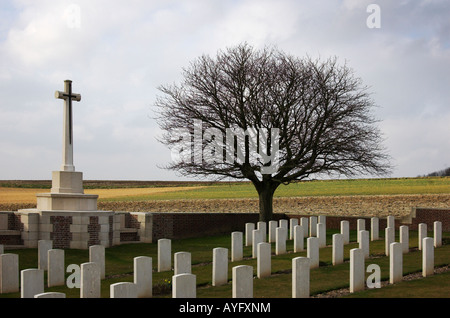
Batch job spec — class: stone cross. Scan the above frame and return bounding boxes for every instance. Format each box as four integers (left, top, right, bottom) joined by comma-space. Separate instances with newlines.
55, 80, 81, 172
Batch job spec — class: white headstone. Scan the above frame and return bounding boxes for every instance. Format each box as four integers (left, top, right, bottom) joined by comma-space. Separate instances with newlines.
387, 215, 395, 229
332, 233, 344, 265
134, 256, 152, 298
0, 253, 19, 294
212, 248, 228, 286
158, 239, 171, 272
80, 262, 101, 298
89, 245, 105, 279
292, 257, 310, 298
300, 217, 308, 238
172, 273, 196, 298
279, 219, 288, 240
252, 229, 262, 258
231, 232, 243, 262
232, 265, 253, 298
357, 219, 365, 242
400, 225, 409, 253
257, 242, 271, 278
110, 282, 138, 298
434, 221, 442, 248
340, 220, 349, 244
174, 252, 191, 276
276, 227, 287, 255
309, 216, 317, 237
257, 221, 267, 242
350, 248, 364, 293
245, 223, 255, 246
21, 269, 44, 298
385, 227, 394, 256
268, 220, 277, 243
371, 217, 379, 241
307, 237, 319, 269
418, 223, 427, 250
48, 249, 65, 287
422, 237, 434, 277
289, 218, 299, 240
389, 242, 403, 284
359, 230, 370, 259
34, 292, 66, 298
317, 223, 326, 248
293, 225, 304, 252
38, 240, 53, 271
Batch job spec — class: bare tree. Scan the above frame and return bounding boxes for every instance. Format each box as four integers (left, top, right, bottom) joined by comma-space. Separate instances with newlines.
155, 43, 391, 221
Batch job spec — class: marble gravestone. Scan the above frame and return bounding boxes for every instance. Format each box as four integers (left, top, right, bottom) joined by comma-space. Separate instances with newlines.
17, 80, 117, 249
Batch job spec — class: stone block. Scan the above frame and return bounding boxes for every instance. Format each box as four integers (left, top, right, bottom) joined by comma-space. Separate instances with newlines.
212, 248, 228, 286
21, 269, 44, 298
387, 215, 395, 229
134, 256, 152, 298
232, 265, 253, 298
292, 257, 310, 298
172, 273, 196, 298
300, 217, 308, 238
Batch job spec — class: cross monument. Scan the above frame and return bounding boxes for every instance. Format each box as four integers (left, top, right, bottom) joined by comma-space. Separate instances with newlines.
55, 79, 81, 172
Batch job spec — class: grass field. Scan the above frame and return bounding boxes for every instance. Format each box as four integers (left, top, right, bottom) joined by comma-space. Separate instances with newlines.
1, 176, 449, 203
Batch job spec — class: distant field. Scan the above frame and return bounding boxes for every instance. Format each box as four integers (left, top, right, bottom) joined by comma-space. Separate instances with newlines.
1, 177, 449, 203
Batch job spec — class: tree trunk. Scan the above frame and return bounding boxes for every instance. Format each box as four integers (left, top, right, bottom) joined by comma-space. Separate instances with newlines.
257, 182, 278, 222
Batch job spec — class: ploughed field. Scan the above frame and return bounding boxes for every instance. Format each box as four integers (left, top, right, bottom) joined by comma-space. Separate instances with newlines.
1, 177, 449, 218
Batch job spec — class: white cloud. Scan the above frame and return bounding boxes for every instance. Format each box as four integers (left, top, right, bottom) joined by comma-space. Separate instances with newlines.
0, 0, 449, 180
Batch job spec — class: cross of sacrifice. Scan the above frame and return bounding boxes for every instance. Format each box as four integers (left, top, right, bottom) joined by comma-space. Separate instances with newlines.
55, 80, 81, 172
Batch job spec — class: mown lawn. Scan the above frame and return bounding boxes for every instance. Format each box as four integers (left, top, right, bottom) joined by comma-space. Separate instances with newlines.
1, 229, 448, 298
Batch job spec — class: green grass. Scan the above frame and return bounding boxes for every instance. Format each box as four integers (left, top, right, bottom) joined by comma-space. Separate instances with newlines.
1, 230, 449, 298
98, 176, 450, 202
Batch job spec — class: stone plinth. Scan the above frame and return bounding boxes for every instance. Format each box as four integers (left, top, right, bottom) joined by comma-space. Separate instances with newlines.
16, 209, 116, 249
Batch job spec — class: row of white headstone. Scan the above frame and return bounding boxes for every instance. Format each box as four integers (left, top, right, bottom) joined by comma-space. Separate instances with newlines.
0, 216, 443, 298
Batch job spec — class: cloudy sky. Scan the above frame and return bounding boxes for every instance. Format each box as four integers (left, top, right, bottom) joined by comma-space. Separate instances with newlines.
0, 0, 449, 181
